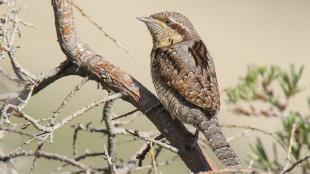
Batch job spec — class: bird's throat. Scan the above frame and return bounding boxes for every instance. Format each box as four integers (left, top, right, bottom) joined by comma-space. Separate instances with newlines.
147, 21, 184, 48
153, 33, 183, 48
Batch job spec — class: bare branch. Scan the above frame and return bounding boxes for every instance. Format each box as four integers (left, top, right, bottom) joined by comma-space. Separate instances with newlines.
281, 123, 298, 173
0, 150, 91, 172
125, 129, 178, 153
1, 84, 34, 120
72, 123, 82, 156
112, 109, 139, 121
0, 65, 20, 83
221, 124, 288, 153
72, 2, 135, 59
149, 143, 158, 174
104, 145, 118, 174
133, 156, 178, 172
8, 53, 37, 83
54, 151, 108, 173
15, 93, 123, 133
0, 126, 40, 139
30, 143, 44, 174
282, 155, 310, 174
52, 76, 89, 124
102, 97, 117, 164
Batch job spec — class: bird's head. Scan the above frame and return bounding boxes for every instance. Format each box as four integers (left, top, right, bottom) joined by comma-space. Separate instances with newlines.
138, 11, 199, 48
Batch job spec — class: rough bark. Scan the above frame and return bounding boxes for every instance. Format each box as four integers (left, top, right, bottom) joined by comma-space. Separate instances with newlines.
51, 0, 214, 172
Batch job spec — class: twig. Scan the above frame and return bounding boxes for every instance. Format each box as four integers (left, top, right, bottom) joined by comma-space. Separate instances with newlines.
281, 123, 297, 174
0, 65, 20, 83
227, 130, 252, 142
0, 150, 91, 172
71, 123, 109, 134
102, 96, 117, 164
221, 124, 288, 153
30, 143, 44, 174
133, 156, 178, 172
74, 151, 107, 161
104, 145, 118, 174
16, 111, 49, 131
125, 129, 178, 153
53, 93, 123, 130
11, 137, 37, 154
118, 143, 153, 173
8, 53, 37, 83
0, 126, 39, 139
72, 3, 135, 59
149, 143, 158, 174
52, 77, 89, 125
1, 84, 34, 119
16, 93, 123, 132
33, 61, 77, 95
72, 123, 82, 156
0, 92, 19, 101
53, 152, 107, 173
282, 155, 310, 174
135, 134, 164, 168
136, 143, 151, 167
112, 109, 139, 121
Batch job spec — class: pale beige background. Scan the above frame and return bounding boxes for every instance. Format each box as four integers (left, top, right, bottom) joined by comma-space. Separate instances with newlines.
1, 0, 310, 173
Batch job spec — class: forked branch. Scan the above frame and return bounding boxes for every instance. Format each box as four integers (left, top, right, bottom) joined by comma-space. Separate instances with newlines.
51, 0, 212, 172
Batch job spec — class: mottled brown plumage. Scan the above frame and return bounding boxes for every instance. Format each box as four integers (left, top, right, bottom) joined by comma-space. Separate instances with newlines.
138, 11, 241, 167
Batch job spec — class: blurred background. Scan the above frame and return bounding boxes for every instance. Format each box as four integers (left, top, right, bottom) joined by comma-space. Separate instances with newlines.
1, 0, 310, 173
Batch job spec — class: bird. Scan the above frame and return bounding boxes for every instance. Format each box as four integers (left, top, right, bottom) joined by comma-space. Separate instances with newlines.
138, 11, 241, 168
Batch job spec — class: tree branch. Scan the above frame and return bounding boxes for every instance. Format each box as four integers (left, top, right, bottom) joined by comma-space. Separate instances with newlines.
51, 0, 212, 172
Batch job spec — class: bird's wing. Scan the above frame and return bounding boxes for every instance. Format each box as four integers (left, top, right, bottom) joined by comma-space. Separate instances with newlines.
156, 40, 220, 114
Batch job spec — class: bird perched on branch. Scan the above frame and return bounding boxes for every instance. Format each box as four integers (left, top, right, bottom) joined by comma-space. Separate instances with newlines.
138, 11, 241, 168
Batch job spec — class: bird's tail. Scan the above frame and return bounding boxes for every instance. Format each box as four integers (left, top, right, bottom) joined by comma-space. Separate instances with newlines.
195, 115, 241, 168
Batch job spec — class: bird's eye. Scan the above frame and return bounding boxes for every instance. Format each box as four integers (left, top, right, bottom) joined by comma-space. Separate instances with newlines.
166, 19, 171, 24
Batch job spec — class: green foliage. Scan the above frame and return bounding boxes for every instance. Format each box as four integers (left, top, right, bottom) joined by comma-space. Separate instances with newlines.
250, 112, 310, 173
226, 64, 309, 173
280, 65, 304, 98
225, 65, 303, 110
249, 139, 280, 172
276, 112, 310, 159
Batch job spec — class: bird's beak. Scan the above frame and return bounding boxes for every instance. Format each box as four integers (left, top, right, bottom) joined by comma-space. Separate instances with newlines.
136, 16, 155, 24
